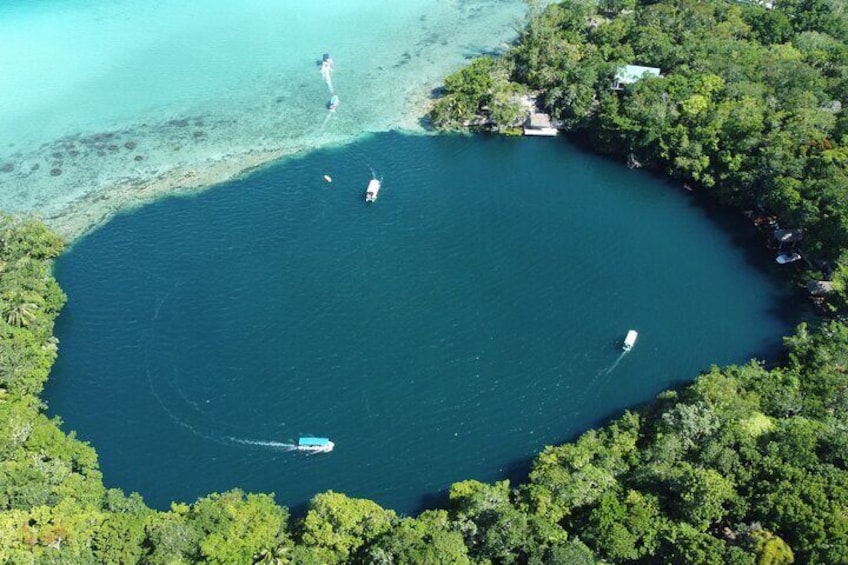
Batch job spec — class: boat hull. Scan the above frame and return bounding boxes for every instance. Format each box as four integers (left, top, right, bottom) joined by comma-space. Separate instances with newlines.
776, 253, 801, 264
296, 437, 334, 453
623, 330, 638, 351
365, 179, 381, 202
297, 442, 334, 453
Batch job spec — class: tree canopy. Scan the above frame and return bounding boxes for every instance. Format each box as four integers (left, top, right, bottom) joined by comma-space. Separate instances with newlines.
431, 0, 848, 309
3, 211, 847, 562
4, 0, 848, 562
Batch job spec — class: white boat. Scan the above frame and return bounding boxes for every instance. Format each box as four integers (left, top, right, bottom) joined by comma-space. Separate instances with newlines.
296, 437, 334, 453
365, 178, 381, 202
328, 95, 339, 111
776, 252, 801, 265
623, 330, 638, 352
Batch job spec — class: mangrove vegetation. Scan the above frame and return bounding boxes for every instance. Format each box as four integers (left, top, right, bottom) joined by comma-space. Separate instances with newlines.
431, 0, 848, 311
2, 214, 848, 562
3, 0, 848, 563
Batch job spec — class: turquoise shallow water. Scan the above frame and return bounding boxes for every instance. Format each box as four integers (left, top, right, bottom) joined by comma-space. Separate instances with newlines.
0, 1, 527, 222
45, 132, 802, 513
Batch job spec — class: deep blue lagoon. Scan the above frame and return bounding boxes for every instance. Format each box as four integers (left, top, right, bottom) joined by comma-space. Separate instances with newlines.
45, 132, 801, 513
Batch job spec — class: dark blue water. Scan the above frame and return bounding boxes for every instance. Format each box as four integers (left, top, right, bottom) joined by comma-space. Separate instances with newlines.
45, 132, 800, 513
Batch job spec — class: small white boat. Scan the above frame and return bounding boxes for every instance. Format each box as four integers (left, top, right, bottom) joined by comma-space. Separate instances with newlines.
776, 252, 801, 265
296, 437, 334, 453
365, 178, 381, 202
323, 174, 332, 183
623, 330, 638, 352
328, 95, 339, 111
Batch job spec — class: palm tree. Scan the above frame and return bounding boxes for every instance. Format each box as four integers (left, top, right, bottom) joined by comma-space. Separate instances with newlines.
253, 545, 291, 565
3, 292, 40, 328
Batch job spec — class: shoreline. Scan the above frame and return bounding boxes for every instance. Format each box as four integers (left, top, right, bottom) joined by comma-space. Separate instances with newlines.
32, 86, 439, 245
1, 0, 529, 246
42, 145, 297, 245
43, 146, 291, 243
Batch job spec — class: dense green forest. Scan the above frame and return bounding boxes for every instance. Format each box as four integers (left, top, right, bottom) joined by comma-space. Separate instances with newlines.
3, 220, 848, 563
432, 0, 848, 311
4, 0, 848, 563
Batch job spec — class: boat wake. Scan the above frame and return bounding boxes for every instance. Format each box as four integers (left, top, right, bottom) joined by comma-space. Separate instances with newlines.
146, 365, 302, 452
581, 350, 629, 399
224, 437, 296, 451
321, 64, 334, 94
585, 331, 638, 396
144, 287, 305, 452
320, 53, 334, 94
599, 351, 628, 379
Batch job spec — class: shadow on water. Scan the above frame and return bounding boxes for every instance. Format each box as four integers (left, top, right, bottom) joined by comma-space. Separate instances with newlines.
672, 173, 820, 365
407, 386, 720, 519
416, 489, 451, 516
562, 132, 818, 351
411, 140, 813, 519
288, 500, 311, 519
384, 133, 817, 519
407, 367, 717, 518
411, 454, 542, 517
288, 157, 810, 522
409, 402, 652, 518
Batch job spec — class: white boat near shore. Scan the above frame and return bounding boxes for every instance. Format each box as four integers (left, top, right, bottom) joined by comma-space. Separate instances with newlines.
776, 252, 801, 265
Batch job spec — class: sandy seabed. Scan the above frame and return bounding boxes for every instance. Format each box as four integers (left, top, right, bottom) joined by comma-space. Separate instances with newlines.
3, 88, 434, 244
46, 147, 289, 242
0, 0, 528, 242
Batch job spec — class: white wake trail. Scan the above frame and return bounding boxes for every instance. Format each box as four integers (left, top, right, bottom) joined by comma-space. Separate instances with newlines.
224, 437, 297, 450
145, 286, 303, 453
321, 65, 334, 94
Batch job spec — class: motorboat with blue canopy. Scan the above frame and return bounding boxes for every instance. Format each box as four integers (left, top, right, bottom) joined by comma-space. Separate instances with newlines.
297, 437, 334, 453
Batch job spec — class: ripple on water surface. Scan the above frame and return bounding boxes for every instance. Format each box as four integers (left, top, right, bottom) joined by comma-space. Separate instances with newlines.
46, 133, 801, 513
0, 0, 527, 230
